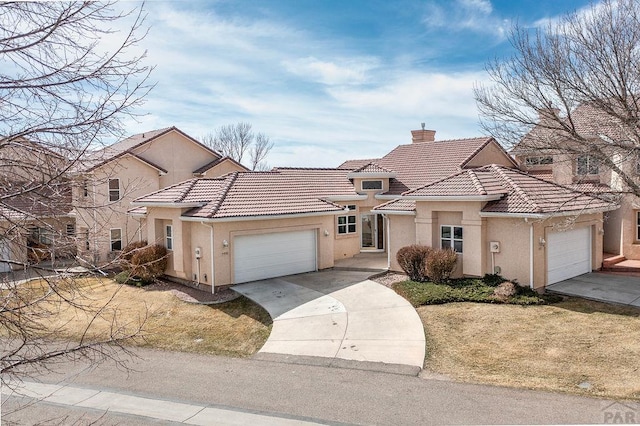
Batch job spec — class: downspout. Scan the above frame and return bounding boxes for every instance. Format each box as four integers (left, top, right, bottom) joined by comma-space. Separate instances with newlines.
528, 219, 534, 290
201, 221, 215, 294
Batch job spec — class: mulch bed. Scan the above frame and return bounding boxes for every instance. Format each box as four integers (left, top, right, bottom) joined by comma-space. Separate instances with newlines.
145, 280, 240, 304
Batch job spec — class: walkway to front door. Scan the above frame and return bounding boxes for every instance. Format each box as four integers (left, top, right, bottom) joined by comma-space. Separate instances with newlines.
546, 272, 640, 307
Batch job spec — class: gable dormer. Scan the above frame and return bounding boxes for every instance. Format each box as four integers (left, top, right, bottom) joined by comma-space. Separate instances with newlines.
347, 162, 396, 195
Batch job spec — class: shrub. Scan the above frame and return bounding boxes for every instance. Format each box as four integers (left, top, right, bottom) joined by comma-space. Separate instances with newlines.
130, 244, 168, 281
396, 245, 431, 282
425, 248, 458, 284
114, 270, 150, 287
482, 273, 505, 287
120, 240, 148, 265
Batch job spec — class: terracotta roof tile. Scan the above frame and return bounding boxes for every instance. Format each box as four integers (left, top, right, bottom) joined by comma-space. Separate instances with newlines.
134, 169, 349, 220
372, 199, 416, 212
403, 164, 616, 215
338, 158, 380, 170
351, 162, 395, 174
374, 137, 500, 194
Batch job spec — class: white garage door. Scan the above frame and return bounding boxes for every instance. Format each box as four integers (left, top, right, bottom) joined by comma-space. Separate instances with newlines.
547, 227, 591, 285
233, 230, 317, 284
0, 241, 10, 273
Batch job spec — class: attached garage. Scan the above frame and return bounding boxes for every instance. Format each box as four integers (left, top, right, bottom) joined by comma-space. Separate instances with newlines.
547, 226, 592, 285
233, 229, 317, 283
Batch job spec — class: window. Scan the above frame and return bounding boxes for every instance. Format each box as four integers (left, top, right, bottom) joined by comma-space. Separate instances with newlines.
524, 156, 553, 166
441, 225, 463, 253
83, 181, 89, 197
108, 178, 120, 201
637, 212, 640, 241
66, 223, 75, 236
337, 205, 357, 235
577, 155, 599, 175
165, 225, 173, 250
361, 180, 383, 190
110, 228, 122, 251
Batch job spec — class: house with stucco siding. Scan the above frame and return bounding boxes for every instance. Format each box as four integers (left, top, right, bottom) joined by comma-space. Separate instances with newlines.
71, 127, 247, 265
130, 127, 616, 291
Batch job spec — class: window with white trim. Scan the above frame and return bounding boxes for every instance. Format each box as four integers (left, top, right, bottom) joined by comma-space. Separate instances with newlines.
636, 212, 640, 241
337, 205, 357, 235
361, 180, 382, 190
166, 225, 173, 250
110, 228, 122, 251
576, 155, 599, 175
108, 178, 120, 201
441, 225, 463, 253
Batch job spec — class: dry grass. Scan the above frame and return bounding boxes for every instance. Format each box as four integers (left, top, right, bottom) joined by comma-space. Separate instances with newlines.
10, 277, 271, 357
419, 299, 640, 400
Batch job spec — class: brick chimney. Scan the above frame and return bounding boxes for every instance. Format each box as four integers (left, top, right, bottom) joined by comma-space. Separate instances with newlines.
411, 123, 436, 143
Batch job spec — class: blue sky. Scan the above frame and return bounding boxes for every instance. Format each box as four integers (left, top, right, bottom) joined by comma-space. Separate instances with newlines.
126, 0, 594, 167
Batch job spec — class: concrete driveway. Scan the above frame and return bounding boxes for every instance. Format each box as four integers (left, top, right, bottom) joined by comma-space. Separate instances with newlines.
546, 272, 640, 307
233, 270, 425, 372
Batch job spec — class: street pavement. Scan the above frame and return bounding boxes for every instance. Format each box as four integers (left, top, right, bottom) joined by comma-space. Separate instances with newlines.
2, 347, 632, 425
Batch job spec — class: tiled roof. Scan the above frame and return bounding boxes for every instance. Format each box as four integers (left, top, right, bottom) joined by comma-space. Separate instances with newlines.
192, 156, 249, 174
516, 101, 634, 154
134, 170, 349, 220
338, 158, 380, 170
404, 164, 616, 215
0, 181, 73, 221
79, 127, 220, 172
375, 137, 503, 194
350, 162, 395, 175
372, 198, 416, 212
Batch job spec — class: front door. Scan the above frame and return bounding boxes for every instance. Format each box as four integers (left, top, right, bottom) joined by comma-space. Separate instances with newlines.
361, 214, 384, 251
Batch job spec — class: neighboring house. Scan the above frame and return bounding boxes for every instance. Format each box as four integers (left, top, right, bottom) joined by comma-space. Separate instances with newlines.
72, 126, 247, 265
130, 127, 614, 291
0, 138, 75, 271
513, 103, 640, 263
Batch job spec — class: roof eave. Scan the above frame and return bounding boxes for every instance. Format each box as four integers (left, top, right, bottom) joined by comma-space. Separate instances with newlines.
131, 201, 206, 208
181, 209, 344, 223
324, 194, 369, 201
375, 194, 403, 200
372, 210, 416, 215
479, 204, 619, 219
402, 195, 504, 202
346, 172, 397, 179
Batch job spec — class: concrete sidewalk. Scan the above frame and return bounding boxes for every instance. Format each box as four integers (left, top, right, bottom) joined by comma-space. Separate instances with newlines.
2, 380, 324, 425
547, 272, 640, 307
233, 270, 425, 373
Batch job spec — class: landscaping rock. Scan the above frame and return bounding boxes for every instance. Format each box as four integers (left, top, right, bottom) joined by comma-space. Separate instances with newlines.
492, 281, 517, 301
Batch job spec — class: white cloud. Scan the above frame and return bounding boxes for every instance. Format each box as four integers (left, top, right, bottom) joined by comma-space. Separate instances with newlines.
282, 56, 379, 85
423, 0, 508, 39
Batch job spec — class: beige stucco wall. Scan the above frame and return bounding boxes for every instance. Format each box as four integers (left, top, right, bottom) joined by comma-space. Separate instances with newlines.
485, 217, 531, 284
129, 131, 218, 187
464, 141, 515, 168
387, 214, 417, 271
414, 200, 486, 278
75, 156, 160, 263
145, 208, 337, 287
605, 194, 640, 260
384, 199, 604, 289
202, 158, 248, 176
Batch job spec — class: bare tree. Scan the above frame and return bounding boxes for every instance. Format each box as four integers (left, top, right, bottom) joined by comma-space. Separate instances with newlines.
475, 0, 640, 195
0, 1, 152, 386
202, 122, 274, 170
